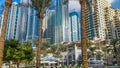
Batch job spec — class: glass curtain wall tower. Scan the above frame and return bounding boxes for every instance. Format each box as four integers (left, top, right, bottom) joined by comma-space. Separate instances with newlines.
6, 2, 19, 40
0, 4, 4, 36
5, 0, 39, 43
43, 9, 56, 44
55, 0, 69, 43
20, 0, 39, 43
0, 14, 4, 37
69, 11, 80, 41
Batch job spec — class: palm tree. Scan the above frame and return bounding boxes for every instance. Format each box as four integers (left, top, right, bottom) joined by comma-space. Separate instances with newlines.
0, 0, 12, 67
31, 0, 51, 68
110, 39, 120, 55
79, 0, 88, 67
110, 39, 120, 65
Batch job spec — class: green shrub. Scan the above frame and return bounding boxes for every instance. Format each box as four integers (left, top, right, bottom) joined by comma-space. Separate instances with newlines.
80, 65, 85, 68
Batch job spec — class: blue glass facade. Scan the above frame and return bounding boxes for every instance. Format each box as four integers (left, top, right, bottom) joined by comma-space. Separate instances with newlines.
86, 1, 95, 40
0, 13, 3, 35
17, 5, 28, 42
5, 0, 70, 45
6, 2, 19, 40
0, 15, 2, 28
34, 15, 39, 39
26, 7, 39, 41
27, 8, 34, 39
0, 4, 4, 14
69, 12, 80, 41
55, 0, 63, 43
6, 1, 39, 44
18, 0, 39, 43
55, 0, 69, 43
89, 9, 95, 40
47, 10, 56, 44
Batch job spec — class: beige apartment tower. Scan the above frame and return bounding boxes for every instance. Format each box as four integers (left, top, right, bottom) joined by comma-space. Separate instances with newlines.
85, 0, 120, 40
105, 8, 120, 39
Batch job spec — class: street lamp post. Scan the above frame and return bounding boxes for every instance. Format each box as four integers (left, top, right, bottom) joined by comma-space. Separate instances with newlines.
93, 52, 96, 60
106, 44, 109, 67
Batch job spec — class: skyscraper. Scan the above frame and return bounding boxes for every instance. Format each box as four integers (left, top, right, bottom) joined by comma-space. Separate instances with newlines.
69, 11, 80, 41
43, 0, 70, 44
4, 0, 81, 44
85, 0, 111, 40
16, 3, 28, 42
105, 8, 120, 39
5, 0, 39, 43
0, 14, 4, 37
19, 0, 39, 43
0, 4, 4, 37
0, 4, 4, 14
62, 0, 70, 42
55, 0, 69, 43
85, 0, 120, 40
43, 9, 56, 44
6, 2, 19, 40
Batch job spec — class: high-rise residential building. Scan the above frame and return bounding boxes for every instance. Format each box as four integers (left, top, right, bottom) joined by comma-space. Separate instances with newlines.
62, 0, 70, 42
43, 9, 56, 44
42, 10, 49, 39
85, 0, 120, 40
0, 4, 4, 37
0, 14, 2, 31
43, 0, 69, 44
55, 0, 70, 43
0, 4, 4, 14
0, 14, 4, 36
26, 7, 39, 41
0, 4, 4, 35
4, 0, 80, 44
6, 0, 39, 43
6, 2, 19, 40
16, 3, 28, 42
85, 0, 112, 40
105, 8, 120, 39
113, 9, 120, 39
17, 0, 39, 43
18, 0, 39, 43
69, 11, 80, 41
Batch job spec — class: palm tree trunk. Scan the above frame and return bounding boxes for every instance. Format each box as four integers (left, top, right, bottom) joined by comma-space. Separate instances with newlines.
0, 0, 11, 67
80, 0, 88, 68
9, 61, 13, 68
17, 61, 20, 68
36, 13, 44, 68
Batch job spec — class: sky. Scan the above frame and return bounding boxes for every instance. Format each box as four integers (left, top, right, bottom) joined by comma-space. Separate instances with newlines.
69, 0, 120, 12
0, 0, 120, 14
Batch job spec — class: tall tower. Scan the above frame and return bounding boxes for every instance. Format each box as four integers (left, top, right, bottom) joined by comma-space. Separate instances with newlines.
85, 0, 111, 40
16, 0, 39, 43
6, 0, 39, 43
62, 0, 70, 42
0, 14, 4, 37
16, 0, 29, 42
105, 7, 120, 39
6, 2, 19, 40
55, 0, 69, 43
69, 11, 80, 41
43, 9, 56, 44
0, 4, 4, 36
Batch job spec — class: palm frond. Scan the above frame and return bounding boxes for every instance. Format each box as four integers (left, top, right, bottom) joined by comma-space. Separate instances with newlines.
110, 39, 120, 46
31, 0, 52, 14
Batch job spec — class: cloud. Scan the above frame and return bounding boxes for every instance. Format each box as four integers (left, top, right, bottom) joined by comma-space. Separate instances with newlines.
69, 0, 80, 12
109, 0, 115, 3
